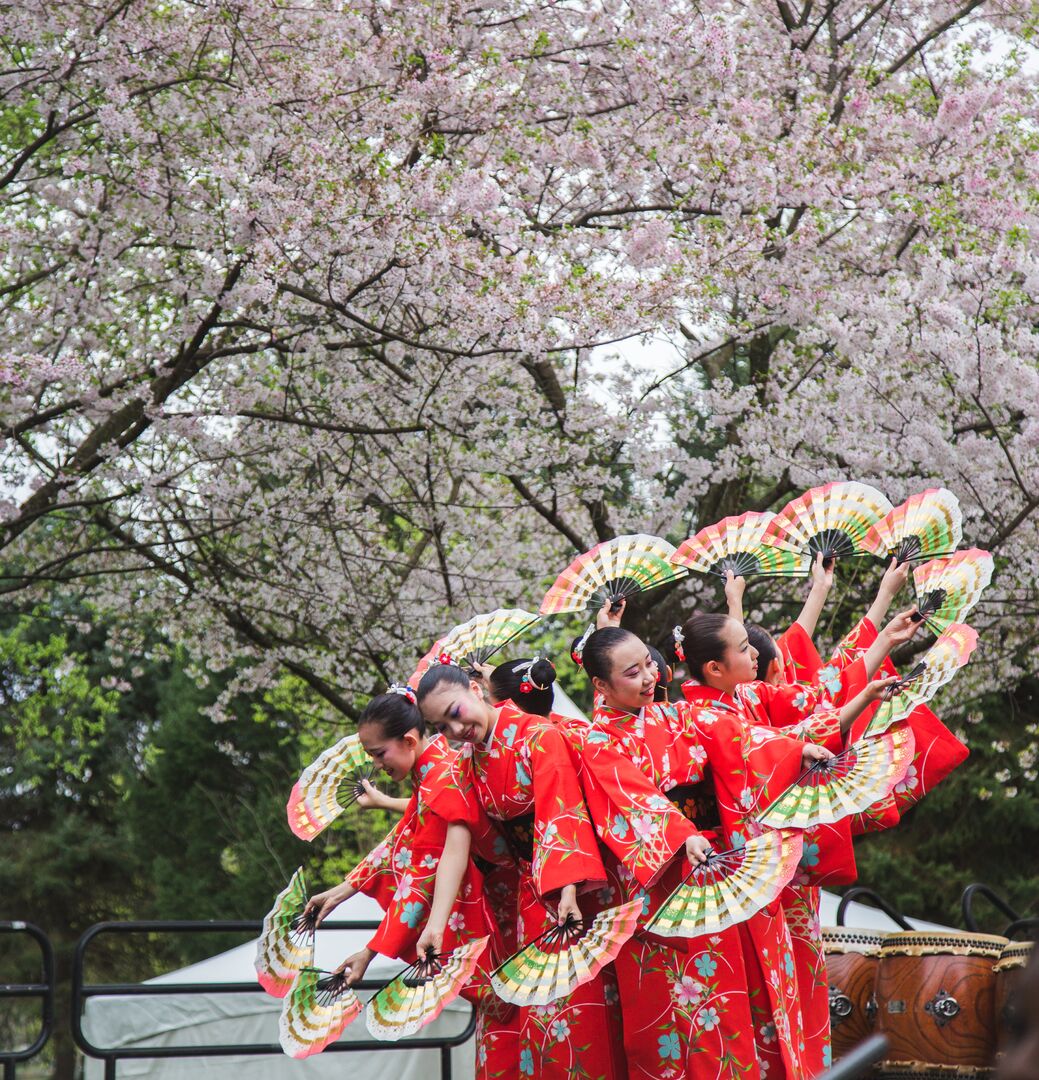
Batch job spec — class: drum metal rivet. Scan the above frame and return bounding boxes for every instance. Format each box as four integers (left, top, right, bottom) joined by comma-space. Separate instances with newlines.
924, 989, 961, 1028
828, 986, 854, 1024
865, 995, 877, 1023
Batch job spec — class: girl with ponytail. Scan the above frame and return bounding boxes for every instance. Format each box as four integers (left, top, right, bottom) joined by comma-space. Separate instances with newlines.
302, 687, 518, 1078
414, 661, 626, 1080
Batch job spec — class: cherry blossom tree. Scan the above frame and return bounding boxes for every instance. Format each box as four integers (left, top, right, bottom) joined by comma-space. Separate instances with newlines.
3, 0, 1039, 793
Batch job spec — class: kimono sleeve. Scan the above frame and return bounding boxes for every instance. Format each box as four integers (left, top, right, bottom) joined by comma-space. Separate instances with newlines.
570, 726, 699, 889
345, 813, 409, 898
776, 622, 823, 685
526, 721, 609, 898
737, 681, 846, 753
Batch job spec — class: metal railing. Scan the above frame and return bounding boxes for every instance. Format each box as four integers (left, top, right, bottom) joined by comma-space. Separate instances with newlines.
71, 920, 477, 1080
0, 921, 54, 1080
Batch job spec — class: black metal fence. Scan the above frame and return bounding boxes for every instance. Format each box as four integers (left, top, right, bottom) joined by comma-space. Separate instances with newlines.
68, 919, 475, 1080
0, 921, 54, 1080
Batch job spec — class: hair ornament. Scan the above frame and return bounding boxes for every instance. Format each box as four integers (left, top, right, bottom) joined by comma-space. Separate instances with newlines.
571, 624, 595, 666
430, 651, 460, 669
512, 656, 553, 694
388, 682, 417, 704
672, 624, 686, 662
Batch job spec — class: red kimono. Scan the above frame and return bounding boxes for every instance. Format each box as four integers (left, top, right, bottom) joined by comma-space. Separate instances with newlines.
421, 703, 626, 1080
570, 698, 811, 1080
830, 617, 969, 832
346, 735, 518, 1078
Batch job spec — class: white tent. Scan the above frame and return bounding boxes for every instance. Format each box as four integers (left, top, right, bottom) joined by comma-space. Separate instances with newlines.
82, 892, 475, 1079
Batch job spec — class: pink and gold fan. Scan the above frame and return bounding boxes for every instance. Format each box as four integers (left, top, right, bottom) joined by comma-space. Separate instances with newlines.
862, 487, 963, 564
437, 609, 542, 668
256, 868, 317, 997
491, 899, 642, 1006
912, 548, 993, 634
647, 830, 803, 938
366, 937, 489, 1040
762, 481, 893, 563
539, 534, 687, 616
287, 734, 375, 841
279, 967, 362, 1058
864, 624, 978, 737
672, 511, 811, 580
756, 725, 915, 829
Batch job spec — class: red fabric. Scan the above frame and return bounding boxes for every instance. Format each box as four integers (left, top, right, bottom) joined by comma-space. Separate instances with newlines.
421, 705, 623, 1080
566, 698, 810, 1079
345, 736, 516, 1079
776, 622, 823, 685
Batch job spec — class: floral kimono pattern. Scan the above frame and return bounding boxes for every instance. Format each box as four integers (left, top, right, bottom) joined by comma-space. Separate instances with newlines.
568, 698, 811, 1080
422, 703, 625, 1080
345, 735, 517, 1079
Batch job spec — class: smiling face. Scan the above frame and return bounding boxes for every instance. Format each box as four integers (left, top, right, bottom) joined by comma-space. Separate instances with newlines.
419, 678, 495, 743
702, 617, 759, 694
592, 635, 659, 714
358, 723, 421, 782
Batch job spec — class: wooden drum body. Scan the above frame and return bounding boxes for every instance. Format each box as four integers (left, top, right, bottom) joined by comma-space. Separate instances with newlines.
994, 941, 1034, 1054
823, 927, 888, 1059
875, 931, 1007, 1077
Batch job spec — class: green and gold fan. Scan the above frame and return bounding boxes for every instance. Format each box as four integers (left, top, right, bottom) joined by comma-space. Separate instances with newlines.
279, 967, 362, 1058
256, 868, 316, 997
672, 511, 811, 579
864, 623, 978, 737
647, 830, 803, 938
862, 487, 962, 564
912, 549, 993, 634
762, 481, 893, 563
757, 725, 915, 829
287, 734, 375, 840
437, 609, 542, 669
539, 534, 688, 616
490, 899, 642, 1006
366, 937, 489, 1041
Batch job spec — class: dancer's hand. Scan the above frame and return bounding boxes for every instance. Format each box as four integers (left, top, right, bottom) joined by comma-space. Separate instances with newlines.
810, 551, 835, 591
878, 557, 910, 601
882, 608, 923, 647
356, 778, 402, 812
685, 835, 713, 866
337, 947, 374, 987
556, 884, 582, 926
303, 881, 353, 928
867, 675, 902, 702
801, 743, 835, 769
416, 922, 444, 957
597, 597, 625, 629
723, 569, 746, 619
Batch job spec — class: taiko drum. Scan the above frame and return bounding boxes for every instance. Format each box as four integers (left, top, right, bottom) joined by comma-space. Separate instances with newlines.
874, 930, 1007, 1077
993, 940, 1034, 1055
823, 926, 888, 1059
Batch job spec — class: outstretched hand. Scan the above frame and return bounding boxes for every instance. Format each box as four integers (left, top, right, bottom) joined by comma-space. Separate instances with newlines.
335, 947, 374, 988
810, 551, 835, 590
801, 743, 836, 769
879, 557, 910, 600
685, 834, 713, 866
597, 597, 625, 629
302, 882, 352, 929
882, 608, 924, 648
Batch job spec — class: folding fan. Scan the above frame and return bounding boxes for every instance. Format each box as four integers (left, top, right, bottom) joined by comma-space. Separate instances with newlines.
436, 609, 542, 669
490, 899, 642, 1006
912, 548, 993, 634
366, 937, 489, 1041
861, 487, 963, 564
646, 830, 803, 938
287, 734, 376, 841
863, 623, 978, 737
256, 868, 317, 997
408, 637, 445, 690
756, 725, 915, 829
672, 511, 811, 579
539, 534, 688, 616
761, 481, 893, 562
279, 967, 363, 1058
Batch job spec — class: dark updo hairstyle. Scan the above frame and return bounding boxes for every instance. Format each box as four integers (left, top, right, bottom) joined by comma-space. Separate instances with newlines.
358, 690, 425, 739
746, 625, 778, 682
580, 627, 642, 682
678, 612, 733, 681
647, 643, 670, 702
489, 657, 557, 718
416, 662, 471, 705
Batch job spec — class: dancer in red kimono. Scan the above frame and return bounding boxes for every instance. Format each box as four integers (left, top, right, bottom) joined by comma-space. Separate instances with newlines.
676, 606, 917, 1077
303, 688, 518, 1078
415, 662, 627, 1080
568, 616, 834, 1080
